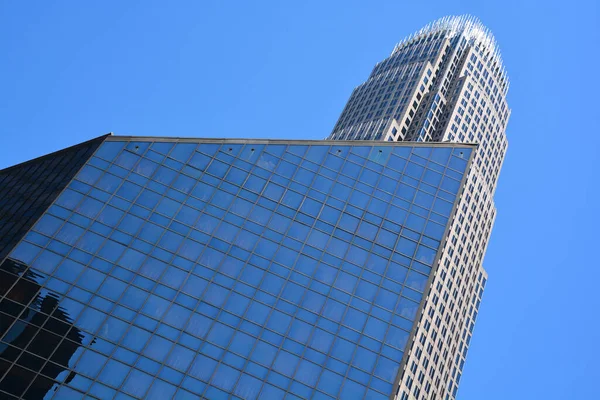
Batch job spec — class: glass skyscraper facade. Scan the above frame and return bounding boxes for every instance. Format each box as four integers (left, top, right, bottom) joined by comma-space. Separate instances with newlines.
0, 136, 473, 400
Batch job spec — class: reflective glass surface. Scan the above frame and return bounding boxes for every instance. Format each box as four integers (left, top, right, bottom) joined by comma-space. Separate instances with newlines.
0, 139, 470, 399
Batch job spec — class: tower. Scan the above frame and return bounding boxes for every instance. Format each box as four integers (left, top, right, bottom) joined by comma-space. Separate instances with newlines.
330, 15, 510, 399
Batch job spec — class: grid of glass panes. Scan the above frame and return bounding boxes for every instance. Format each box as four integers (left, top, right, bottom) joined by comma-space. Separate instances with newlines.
0, 139, 470, 400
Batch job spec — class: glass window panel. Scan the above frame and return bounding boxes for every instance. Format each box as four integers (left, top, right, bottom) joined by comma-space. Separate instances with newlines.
313, 175, 333, 193
169, 143, 196, 162
30, 249, 63, 274
395, 297, 419, 321
374, 356, 399, 383
404, 214, 425, 233
175, 206, 201, 226
424, 220, 445, 240
272, 350, 299, 377
210, 363, 239, 392
189, 152, 211, 170
75, 231, 104, 256
187, 354, 216, 382
142, 294, 170, 320
198, 248, 224, 271
76, 306, 106, 334
244, 174, 267, 193
250, 340, 277, 367
415, 245, 436, 266
191, 181, 215, 202
135, 157, 159, 178
25, 231, 51, 247
95, 275, 125, 301
340, 379, 366, 399
433, 197, 454, 216
363, 316, 387, 341
395, 183, 416, 202
143, 335, 174, 362
161, 303, 191, 329
346, 245, 368, 266
212, 190, 235, 210
207, 159, 229, 178
74, 350, 107, 378
207, 322, 234, 348
281, 190, 302, 209
33, 214, 63, 237
364, 253, 386, 275
55, 258, 85, 282
440, 176, 460, 194
395, 237, 416, 257
227, 331, 255, 358
234, 374, 262, 400
245, 301, 270, 326
195, 213, 219, 235
146, 379, 177, 399
203, 284, 228, 307
448, 155, 467, 172
238, 264, 263, 288
353, 346, 377, 373
118, 248, 146, 272
414, 191, 434, 209
331, 338, 355, 363
317, 369, 343, 396
122, 368, 153, 398
374, 288, 397, 311
75, 197, 104, 218
405, 270, 428, 292
342, 307, 366, 332
423, 169, 443, 187
266, 310, 292, 334
217, 257, 242, 279
115, 151, 140, 170
384, 326, 409, 350
156, 197, 180, 218
301, 290, 325, 314
260, 383, 285, 398
374, 227, 396, 249
355, 280, 377, 301
184, 313, 211, 339
77, 268, 105, 292
95, 141, 125, 161
116, 181, 142, 202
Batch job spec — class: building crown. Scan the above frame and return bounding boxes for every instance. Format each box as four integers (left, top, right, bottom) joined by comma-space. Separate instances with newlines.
392, 15, 509, 92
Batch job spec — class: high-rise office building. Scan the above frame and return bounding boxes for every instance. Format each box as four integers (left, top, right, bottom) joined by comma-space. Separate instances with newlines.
0, 14, 508, 400
329, 15, 510, 399
1, 135, 474, 400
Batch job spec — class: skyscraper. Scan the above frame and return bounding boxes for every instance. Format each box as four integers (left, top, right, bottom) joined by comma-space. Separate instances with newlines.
1, 135, 474, 400
0, 15, 508, 400
329, 15, 510, 400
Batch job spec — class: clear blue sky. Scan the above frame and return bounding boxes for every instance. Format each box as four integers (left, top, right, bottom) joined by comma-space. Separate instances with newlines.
1, 1, 599, 398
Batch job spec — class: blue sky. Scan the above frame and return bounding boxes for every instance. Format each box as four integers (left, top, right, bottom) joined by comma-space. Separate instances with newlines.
1, 1, 599, 398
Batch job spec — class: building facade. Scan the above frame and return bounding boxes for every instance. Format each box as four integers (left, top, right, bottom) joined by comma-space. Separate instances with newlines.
329, 15, 510, 400
1, 136, 473, 400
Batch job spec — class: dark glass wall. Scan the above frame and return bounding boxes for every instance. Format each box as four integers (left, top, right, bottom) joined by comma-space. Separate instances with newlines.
0, 135, 107, 260
0, 136, 106, 399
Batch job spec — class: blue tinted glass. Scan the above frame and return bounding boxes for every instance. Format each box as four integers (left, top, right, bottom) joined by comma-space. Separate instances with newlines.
0, 140, 468, 400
